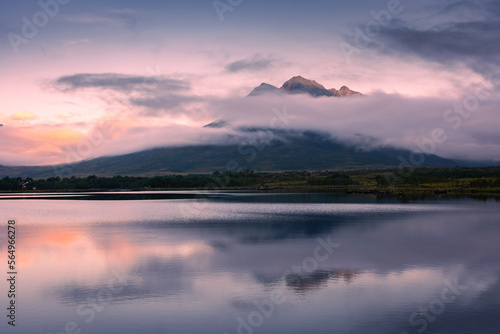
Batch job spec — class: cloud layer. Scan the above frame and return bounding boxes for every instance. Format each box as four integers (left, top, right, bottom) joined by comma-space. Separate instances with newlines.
54, 73, 190, 92
225, 56, 276, 73
2, 76, 500, 166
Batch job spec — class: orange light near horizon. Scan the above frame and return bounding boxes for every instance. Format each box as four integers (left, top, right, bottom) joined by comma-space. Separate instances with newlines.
11, 110, 38, 121
40, 128, 85, 142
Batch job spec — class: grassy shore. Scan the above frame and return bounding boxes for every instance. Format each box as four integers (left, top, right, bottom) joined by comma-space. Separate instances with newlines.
249, 170, 500, 196
2, 167, 500, 199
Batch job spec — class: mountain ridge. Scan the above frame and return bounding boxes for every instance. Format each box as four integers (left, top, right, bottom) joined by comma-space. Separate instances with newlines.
248, 75, 362, 97
0, 130, 466, 178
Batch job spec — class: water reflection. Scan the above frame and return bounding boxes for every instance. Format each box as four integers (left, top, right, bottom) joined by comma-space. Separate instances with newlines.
0, 193, 499, 333
285, 269, 361, 293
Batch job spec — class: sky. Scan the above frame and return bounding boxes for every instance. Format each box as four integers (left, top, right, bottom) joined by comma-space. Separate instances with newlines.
0, 0, 499, 166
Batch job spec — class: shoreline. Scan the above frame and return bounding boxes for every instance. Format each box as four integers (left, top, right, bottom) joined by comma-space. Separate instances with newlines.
1, 186, 499, 200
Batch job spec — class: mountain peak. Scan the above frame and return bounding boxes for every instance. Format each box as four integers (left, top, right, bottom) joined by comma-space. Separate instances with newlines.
203, 119, 228, 128
247, 83, 283, 97
248, 76, 363, 98
337, 86, 362, 97
282, 75, 322, 87
280, 76, 333, 97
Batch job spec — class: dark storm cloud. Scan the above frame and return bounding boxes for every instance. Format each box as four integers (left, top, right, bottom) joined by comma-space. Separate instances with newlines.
53, 73, 190, 93
225, 56, 275, 73
370, 0, 500, 78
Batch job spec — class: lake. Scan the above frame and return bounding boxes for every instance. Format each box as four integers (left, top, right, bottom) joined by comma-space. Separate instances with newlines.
0, 192, 499, 334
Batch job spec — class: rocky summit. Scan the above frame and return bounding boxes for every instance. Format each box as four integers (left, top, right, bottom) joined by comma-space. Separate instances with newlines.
249, 75, 362, 98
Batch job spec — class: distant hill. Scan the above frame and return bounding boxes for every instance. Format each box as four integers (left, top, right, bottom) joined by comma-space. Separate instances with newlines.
249, 76, 362, 97
0, 131, 465, 178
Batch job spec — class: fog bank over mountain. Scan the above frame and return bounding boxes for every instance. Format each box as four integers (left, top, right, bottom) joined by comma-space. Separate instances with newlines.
1, 74, 499, 167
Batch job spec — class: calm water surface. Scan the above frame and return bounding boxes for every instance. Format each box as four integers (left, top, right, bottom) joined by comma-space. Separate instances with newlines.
0, 192, 499, 334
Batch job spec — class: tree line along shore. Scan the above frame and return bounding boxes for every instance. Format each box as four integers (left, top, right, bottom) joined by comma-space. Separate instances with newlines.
1, 167, 500, 197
